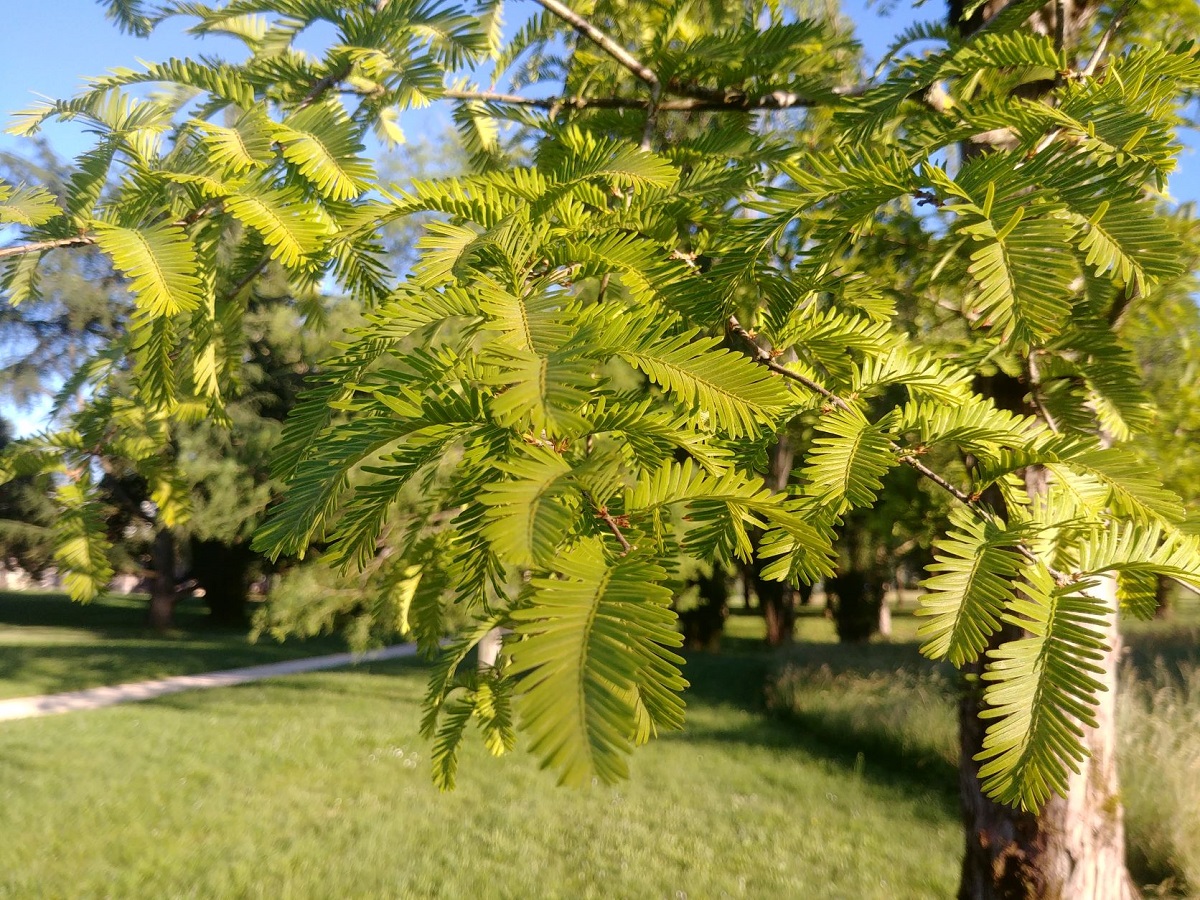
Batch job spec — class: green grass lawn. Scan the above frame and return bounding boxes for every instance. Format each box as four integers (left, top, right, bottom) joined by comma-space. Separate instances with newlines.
0, 652, 961, 898
3, 589, 1198, 896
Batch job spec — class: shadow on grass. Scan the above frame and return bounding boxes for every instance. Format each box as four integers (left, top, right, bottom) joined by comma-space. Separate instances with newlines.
678, 644, 960, 818
1124, 624, 1200, 680
0, 590, 215, 634
0, 590, 349, 697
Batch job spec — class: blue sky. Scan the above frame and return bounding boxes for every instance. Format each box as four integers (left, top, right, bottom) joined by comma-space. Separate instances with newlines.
1, 0, 1193, 191
0, 0, 1196, 434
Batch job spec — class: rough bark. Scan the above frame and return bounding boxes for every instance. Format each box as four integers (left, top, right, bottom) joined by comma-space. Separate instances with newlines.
958, 579, 1133, 900
146, 527, 177, 633
960, 375, 1133, 897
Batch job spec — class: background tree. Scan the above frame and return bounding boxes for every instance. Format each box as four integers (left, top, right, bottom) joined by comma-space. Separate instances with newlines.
0, 417, 55, 579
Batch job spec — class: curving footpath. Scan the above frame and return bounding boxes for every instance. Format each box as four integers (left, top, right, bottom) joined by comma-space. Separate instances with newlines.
0, 644, 417, 723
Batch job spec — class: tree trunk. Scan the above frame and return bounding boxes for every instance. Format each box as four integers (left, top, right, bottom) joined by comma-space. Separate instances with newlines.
797, 581, 813, 606
147, 527, 177, 633
961, 375, 1134, 896
827, 567, 884, 643
478, 626, 508, 669
1153, 574, 1171, 619
958, 578, 1133, 900
679, 569, 729, 650
190, 538, 254, 627
759, 579, 796, 646
756, 433, 796, 646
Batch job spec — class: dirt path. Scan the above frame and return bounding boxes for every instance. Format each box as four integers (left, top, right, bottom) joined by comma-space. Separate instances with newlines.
0, 644, 417, 722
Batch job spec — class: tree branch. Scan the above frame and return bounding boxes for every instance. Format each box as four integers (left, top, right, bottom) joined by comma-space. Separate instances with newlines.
1080, 0, 1131, 78
640, 84, 661, 151
226, 255, 272, 300
588, 493, 632, 555
0, 235, 95, 261
299, 61, 354, 109
534, 0, 659, 87
725, 316, 1070, 583
442, 88, 833, 113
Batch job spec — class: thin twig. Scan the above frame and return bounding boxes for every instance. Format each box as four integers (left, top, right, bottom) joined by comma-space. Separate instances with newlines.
441, 88, 832, 112
0, 198, 229, 264
299, 61, 353, 109
1080, 0, 1131, 78
1026, 351, 1062, 434
588, 493, 632, 555
725, 316, 1071, 582
0, 235, 95, 261
640, 84, 661, 152
534, 0, 659, 87
226, 255, 272, 299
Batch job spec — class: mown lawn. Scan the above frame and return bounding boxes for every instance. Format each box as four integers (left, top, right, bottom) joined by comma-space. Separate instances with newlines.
0, 624, 961, 899
3, 590, 1198, 896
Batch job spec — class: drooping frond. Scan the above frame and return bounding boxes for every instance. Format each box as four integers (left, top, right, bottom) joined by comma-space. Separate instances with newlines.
917, 508, 1026, 666
93, 221, 204, 317
273, 102, 375, 201
802, 407, 896, 514
51, 479, 115, 603
224, 186, 334, 269
615, 327, 792, 439
507, 538, 685, 786
0, 183, 61, 226
478, 444, 578, 567
976, 568, 1111, 811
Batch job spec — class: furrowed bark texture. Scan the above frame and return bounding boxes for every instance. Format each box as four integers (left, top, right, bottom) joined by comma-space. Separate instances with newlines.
958, 580, 1132, 899
959, 376, 1132, 898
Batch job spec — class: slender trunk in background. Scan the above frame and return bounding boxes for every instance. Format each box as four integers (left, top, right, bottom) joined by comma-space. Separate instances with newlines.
756, 434, 796, 646
680, 569, 729, 650
1154, 574, 1172, 619
877, 592, 892, 639
478, 627, 506, 669
190, 538, 254, 627
147, 527, 177, 633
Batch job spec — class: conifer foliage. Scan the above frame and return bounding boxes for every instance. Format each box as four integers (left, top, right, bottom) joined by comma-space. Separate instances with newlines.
1, 0, 1198, 808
